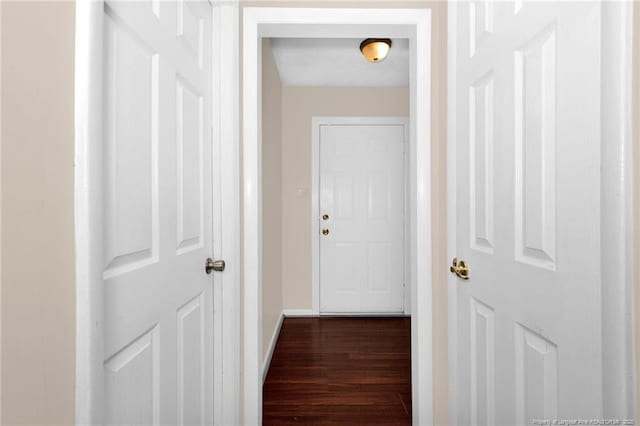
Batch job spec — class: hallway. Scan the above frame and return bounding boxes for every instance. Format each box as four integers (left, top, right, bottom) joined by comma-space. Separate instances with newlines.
263, 317, 411, 425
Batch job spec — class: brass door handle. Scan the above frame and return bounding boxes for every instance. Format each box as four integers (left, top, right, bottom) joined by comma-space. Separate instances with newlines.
450, 257, 469, 280
322, 228, 329, 236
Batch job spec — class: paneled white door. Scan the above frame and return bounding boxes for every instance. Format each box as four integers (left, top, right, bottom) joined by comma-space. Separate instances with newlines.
101, 1, 214, 424
453, 2, 605, 425
319, 123, 405, 313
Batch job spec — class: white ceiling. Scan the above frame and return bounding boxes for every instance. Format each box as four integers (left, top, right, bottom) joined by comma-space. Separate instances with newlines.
269, 38, 409, 87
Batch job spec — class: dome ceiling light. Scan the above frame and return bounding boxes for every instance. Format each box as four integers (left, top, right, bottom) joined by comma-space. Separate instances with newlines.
359, 38, 392, 63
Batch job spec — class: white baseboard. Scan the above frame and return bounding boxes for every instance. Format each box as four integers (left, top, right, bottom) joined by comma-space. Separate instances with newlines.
262, 311, 284, 383
282, 309, 315, 317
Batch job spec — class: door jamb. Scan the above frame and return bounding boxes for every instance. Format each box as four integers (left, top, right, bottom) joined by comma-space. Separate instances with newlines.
600, 0, 634, 416
243, 7, 432, 425
74, 2, 103, 423
213, 1, 241, 425
446, 2, 459, 425
310, 116, 410, 316
74, 1, 240, 424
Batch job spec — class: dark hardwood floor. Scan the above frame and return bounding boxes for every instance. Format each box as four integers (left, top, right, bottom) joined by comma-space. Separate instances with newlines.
263, 317, 411, 425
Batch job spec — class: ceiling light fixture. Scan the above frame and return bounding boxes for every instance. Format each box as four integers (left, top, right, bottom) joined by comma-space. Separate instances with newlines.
359, 38, 392, 63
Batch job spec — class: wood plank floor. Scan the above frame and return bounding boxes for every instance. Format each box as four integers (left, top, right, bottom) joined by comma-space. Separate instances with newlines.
263, 317, 411, 425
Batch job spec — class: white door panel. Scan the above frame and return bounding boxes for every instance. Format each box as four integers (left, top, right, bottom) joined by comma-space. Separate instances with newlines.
454, 1, 602, 425
319, 124, 405, 313
102, 1, 214, 424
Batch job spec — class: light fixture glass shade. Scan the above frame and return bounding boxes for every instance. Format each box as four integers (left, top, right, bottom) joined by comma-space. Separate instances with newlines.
360, 38, 392, 63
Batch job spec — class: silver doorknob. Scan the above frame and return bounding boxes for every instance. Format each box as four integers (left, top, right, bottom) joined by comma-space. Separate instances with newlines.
205, 258, 225, 274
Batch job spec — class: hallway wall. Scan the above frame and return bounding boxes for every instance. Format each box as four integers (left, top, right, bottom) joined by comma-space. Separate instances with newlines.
262, 39, 284, 361
1, 2, 76, 424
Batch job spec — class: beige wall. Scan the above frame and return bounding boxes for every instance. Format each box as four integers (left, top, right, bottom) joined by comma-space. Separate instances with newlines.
281, 87, 409, 309
241, 2, 448, 424
428, 6, 449, 424
1, 2, 76, 425
261, 39, 284, 361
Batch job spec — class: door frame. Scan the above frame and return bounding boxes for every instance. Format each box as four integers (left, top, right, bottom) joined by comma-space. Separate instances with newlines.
73, 1, 241, 424
243, 8, 432, 425
446, 2, 635, 423
310, 116, 410, 316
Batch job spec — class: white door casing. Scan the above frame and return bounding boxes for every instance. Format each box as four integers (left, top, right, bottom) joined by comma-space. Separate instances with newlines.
316, 120, 406, 314
243, 8, 432, 425
449, 1, 634, 425
211, 2, 242, 425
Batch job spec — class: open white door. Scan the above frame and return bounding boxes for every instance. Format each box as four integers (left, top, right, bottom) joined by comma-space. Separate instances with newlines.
451, 1, 632, 424
101, 1, 215, 424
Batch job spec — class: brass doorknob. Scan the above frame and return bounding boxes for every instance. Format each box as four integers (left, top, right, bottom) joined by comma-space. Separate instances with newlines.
450, 257, 469, 280
322, 214, 329, 221
322, 229, 329, 236
205, 258, 225, 274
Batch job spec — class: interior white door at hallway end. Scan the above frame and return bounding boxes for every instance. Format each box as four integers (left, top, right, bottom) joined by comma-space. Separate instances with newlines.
100, 1, 215, 424
318, 121, 406, 314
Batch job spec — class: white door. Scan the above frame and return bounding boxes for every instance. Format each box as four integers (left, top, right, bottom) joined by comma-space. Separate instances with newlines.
101, 1, 214, 424
319, 122, 405, 313
453, 2, 605, 424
